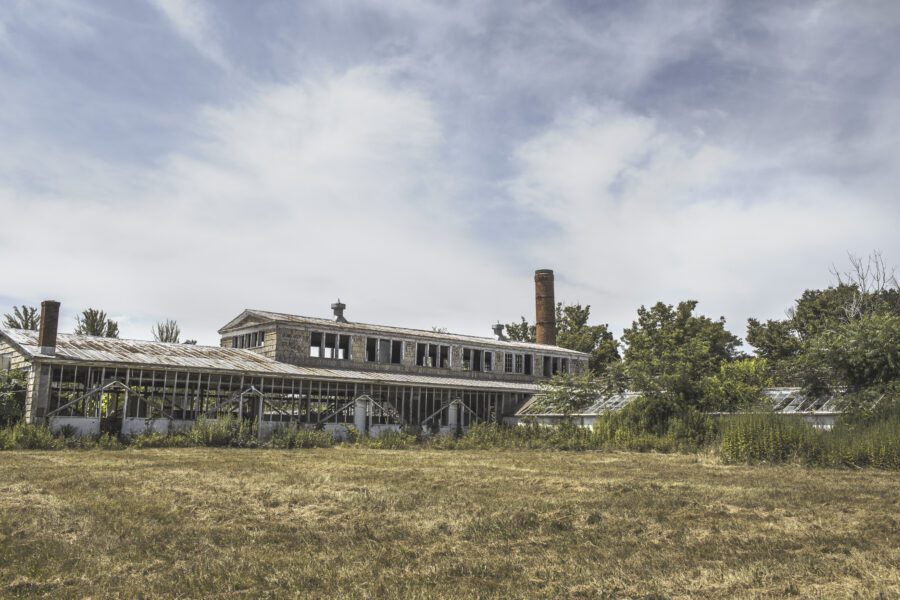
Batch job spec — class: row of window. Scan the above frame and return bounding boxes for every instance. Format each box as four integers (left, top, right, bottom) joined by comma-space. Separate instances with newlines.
294, 329, 574, 375
232, 331, 266, 349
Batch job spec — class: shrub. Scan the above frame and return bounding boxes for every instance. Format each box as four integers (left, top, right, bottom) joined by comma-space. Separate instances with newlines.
0, 369, 27, 427
362, 429, 418, 450
189, 415, 256, 447
269, 426, 335, 449
0, 423, 59, 450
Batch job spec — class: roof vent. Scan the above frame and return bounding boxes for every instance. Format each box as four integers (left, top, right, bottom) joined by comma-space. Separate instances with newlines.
331, 299, 348, 323
492, 322, 506, 341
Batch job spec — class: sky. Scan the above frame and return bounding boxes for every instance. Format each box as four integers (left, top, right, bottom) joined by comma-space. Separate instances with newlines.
1, 0, 898, 345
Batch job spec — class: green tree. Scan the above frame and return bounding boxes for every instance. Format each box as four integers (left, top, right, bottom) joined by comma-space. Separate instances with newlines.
74, 309, 119, 338
504, 317, 535, 343
533, 371, 602, 417
747, 252, 900, 395
620, 300, 741, 431
3, 305, 39, 330
700, 358, 772, 412
152, 319, 181, 343
505, 303, 620, 374
800, 313, 900, 399
555, 303, 620, 374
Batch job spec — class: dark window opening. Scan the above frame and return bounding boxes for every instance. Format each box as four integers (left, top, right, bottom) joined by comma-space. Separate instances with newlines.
366, 338, 377, 362
417, 343, 450, 368
338, 335, 350, 360
310, 332, 323, 358
391, 341, 402, 364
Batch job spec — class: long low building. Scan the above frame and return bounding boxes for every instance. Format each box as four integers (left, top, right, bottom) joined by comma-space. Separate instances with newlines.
0, 270, 589, 438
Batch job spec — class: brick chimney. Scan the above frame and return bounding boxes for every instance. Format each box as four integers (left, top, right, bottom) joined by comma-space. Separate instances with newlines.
38, 300, 60, 356
534, 270, 556, 345
331, 299, 348, 323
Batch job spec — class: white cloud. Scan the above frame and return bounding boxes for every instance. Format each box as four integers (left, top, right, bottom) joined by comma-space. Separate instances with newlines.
0, 67, 522, 342
149, 0, 228, 69
506, 105, 898, 340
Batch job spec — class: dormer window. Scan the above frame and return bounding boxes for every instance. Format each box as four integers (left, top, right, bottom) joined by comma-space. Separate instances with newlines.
232, 331, 265, 349
462, 348, 493, 372
309, 332, 351, 360
416, 343, 450, 368
365, 338, 403, 364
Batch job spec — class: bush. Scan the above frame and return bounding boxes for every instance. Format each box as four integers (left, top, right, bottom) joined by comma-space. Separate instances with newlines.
0, 369, 26, 427
0, 423, 59, 450
189, 415, 256, 447
362, 429, 418, 449
269, 426, 336, 449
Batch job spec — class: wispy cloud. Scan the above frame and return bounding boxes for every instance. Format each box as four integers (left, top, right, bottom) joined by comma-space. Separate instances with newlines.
0, 0, 898, 343
148, 0, 229, 70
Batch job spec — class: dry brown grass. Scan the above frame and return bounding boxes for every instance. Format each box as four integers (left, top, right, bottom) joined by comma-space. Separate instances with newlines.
0, 448, 897, 599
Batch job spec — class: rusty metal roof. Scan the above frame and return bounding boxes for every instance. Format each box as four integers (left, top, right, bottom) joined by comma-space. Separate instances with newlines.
219, 309, 589, 356
0, 328, 539, 393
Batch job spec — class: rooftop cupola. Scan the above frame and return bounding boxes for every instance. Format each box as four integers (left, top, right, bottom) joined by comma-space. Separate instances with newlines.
492, 322, 506, 341
331, 299, 348, 323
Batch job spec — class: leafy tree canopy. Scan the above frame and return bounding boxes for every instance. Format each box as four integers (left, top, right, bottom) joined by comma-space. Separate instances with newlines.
3, 305, 39, 330
747, 251, 900, 395
74, 309, 119, 338
621, 300, 742, 410
533, 371, 602, 416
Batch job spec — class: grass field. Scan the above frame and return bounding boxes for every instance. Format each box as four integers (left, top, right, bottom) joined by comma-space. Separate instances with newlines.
0, 449, 897, 599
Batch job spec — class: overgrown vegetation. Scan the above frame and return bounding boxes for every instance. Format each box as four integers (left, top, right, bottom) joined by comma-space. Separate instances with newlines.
2, 402, 897, 469
0, 369, 26, 427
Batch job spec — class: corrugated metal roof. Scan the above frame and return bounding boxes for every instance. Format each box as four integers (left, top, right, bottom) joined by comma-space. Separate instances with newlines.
515, 388, 842, 416
219, 309, 589, 356
0, 329, 540, 393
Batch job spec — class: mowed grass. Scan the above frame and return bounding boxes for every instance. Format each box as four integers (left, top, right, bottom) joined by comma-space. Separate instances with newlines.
0, 449, 897, 599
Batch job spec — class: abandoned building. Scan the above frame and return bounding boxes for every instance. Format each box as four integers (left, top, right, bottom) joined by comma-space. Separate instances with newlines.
0, 270, 590, 437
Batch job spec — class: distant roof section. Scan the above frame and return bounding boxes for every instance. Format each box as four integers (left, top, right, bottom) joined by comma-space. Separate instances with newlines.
515, 388, 843, 417
0, 328, 540, 393
219, 309, 589, 356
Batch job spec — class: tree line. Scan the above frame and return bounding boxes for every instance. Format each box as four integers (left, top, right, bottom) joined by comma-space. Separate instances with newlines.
2, 308, 195, 344
506, 251, 900, 426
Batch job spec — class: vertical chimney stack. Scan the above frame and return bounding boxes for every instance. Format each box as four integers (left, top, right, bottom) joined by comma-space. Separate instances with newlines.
331, 299, 348, 323
534, 269, 556, 345
492, 322, 506, 341
38, 300, 60, 356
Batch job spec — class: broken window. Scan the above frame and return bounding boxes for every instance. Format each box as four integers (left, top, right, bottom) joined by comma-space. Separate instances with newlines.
338, 335, 350, 360
416, 343, 450, 368
462, 348, 484, 371
310, 332, 323, 358
543, 356, 552, 377
484, 351, 493, 372
366, 338, 403, 364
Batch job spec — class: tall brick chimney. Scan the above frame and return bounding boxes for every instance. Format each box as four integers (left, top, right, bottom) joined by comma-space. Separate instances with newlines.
535, 269, 556, 345
38, 300, 60, 356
